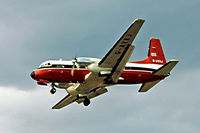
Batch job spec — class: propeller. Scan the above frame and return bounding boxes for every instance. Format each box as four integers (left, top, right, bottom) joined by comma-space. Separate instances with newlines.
71, 57, 77, 76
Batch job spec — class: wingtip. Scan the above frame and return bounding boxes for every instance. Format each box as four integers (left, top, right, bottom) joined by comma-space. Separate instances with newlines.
134, 18, 145, 23
51, 107, 59, 110
132, 19, 145, 26
51, 107, 56, 110
51, 105, 60, 110
169, 59, 179, 64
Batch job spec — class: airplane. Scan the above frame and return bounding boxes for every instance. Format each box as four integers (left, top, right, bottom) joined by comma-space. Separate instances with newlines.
30, 19, 179, 109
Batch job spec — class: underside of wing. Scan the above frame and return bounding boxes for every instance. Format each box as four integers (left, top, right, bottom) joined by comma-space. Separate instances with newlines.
110, 45, 135, 83
52, 94, 77, 109
98, 19, 145, 68
52, 82, 108, 109
99, 19, 145, 83
76, 87, 108, 104
52, 84, 81, 109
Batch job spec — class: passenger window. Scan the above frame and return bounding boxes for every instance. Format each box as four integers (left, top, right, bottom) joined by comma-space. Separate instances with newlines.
51, 65, 57, 68
125, 67, 131, 70
64, 65, 73, 68
51, 65, 62, 68
80, 66, 86, 69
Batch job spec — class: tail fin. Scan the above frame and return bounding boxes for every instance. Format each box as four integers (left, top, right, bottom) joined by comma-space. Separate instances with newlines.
133, 38, 166, 65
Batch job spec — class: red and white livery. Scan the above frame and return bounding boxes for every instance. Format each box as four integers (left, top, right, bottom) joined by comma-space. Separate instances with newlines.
30, 19, 178, 109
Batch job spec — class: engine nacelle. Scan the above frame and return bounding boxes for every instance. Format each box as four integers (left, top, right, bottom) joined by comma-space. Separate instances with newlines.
66, 86, 78, 96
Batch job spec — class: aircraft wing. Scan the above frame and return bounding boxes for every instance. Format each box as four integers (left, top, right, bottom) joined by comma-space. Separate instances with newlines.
52, 94, 77, 109
98, 19, 145, 82
52, 83, 108, 109
52, 84, 81, 109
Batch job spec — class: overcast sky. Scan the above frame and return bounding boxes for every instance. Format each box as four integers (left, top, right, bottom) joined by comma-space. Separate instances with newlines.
0, 0, 200, 133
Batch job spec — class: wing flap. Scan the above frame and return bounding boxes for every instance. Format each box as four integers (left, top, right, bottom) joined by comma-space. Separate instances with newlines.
111, 45, 135, 83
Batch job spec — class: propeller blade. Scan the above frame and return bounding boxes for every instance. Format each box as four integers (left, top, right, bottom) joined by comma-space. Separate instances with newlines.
71, 58, 76, 76
71, 66, 75, 76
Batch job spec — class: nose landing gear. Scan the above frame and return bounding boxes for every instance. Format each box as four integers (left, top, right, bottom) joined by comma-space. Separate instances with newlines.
50, 88, 56, 94
50, 83, 56, 94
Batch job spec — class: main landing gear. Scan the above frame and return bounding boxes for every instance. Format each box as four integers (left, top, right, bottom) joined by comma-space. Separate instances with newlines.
50, 88, 56, 94
104, 77, 114, 84
83, 97, 90, 106
50, 83, 56, 94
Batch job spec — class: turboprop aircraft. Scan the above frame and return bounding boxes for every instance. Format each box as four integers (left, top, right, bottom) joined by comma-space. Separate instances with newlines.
30, 19, 178, 109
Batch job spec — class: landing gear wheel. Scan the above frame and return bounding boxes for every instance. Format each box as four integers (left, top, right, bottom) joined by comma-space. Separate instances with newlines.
83, 98, 90, 106
104, 78, 114, 84
50, 88, 56, 94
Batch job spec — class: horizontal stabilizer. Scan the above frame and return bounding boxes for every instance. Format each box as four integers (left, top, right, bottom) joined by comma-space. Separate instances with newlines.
139, 80, 161, 92
153, 60, 179, 76
139, 60, 179, 92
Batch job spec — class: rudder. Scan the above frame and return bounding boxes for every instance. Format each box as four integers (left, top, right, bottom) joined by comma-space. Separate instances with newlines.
133, 38, 166, 65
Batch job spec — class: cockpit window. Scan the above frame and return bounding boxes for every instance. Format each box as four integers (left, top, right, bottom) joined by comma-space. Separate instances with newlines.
38, 64, 76, 69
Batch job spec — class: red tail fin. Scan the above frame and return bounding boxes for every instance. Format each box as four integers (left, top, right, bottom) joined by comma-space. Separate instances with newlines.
133, 38, 166, 65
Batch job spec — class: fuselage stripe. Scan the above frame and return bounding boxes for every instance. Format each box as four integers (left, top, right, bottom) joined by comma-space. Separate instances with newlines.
36, 67, 156, 72
125, 67, 155, 72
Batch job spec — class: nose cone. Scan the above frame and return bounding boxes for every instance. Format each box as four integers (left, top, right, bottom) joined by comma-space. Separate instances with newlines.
30, 71, 35, 80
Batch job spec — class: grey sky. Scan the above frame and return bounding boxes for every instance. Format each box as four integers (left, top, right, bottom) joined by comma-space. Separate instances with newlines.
1, 70, 199, 133
0, 0, 199, 88
0, 0, 200, 133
